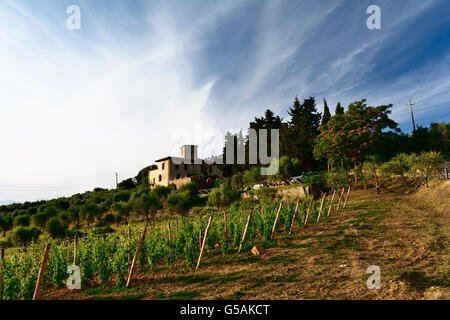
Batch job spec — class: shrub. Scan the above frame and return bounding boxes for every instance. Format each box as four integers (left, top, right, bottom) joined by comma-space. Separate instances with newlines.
153, 185, 175, 200
135, 192, 161, 222
243, 167, 262, 185
231, 172, 244, 190
112, 190, 131, 203
14, 215, 30, 227
45, 217, 67, 239
412, 151, 444, 187
179, 182, 199, 203
207, 180, 240, 209
9, 226, 40, 251
90, 226, 114, 236
0, 214, 13, 236
380, 153, 415, 185
254, 187, 277, 202
165, 190, 193, 216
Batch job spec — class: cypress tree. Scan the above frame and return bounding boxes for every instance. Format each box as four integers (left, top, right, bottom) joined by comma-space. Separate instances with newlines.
283, 96, 322, 170
335, 102, 345, 115
322, 98, 331, 125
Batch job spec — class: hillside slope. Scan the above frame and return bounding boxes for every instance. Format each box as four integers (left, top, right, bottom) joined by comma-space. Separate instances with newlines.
43, 181, 449, 300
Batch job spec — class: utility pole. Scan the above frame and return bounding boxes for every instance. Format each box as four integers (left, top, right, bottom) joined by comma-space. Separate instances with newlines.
406, 98, 416, 132
115, 173, 118, 189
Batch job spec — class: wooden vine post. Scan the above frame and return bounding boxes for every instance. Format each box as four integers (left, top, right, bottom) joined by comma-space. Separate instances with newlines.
304, 196, 314, 225
73, 234, 78, 265
317, 192, 327, 222
0, 246, 4, 300
126, 224, 148, 287
199, 216, 203, 250
168, 222, 172, 256
343, 186, 351, 209
33, 242, 51, 300
238, 209, 253, 253
327, 189, 336, 217
196, 216, 213, 270
270, 202, 283, 241
128, 226, 132, 263
223, 211, 228, 237
288, 199, 300, 235
336, 188, 345, 213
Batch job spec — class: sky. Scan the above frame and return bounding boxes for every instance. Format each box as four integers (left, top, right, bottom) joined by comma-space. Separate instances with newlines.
1, 0, 450, 203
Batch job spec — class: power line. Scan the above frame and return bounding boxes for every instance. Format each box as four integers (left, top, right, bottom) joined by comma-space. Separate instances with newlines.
406, 97, 416, 132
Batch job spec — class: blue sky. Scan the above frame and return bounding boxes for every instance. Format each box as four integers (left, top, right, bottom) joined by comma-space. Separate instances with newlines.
1, 0, 449, 202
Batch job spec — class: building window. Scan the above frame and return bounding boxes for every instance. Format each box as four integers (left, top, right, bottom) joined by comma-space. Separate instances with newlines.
158, 175, 162, 182
209, 167, 212, 173
176, 174, 180, 179
184, 164, 188, 170
162, 163, 165, 170
175, 165, 179, 169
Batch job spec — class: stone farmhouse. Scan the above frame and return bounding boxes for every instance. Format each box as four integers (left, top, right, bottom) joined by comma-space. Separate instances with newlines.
148, 145, 222, 188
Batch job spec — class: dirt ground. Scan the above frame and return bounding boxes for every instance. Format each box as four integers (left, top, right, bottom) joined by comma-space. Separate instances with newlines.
42, 180, 449, 300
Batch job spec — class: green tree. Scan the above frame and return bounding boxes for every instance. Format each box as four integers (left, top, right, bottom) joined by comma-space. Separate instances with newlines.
380, 153, 415, 186
362, 161, 383, 196
277, 156, 301, 180
335, 102, 344, 115
281, 96, 321, 170
243, 167, 262, 185
179, 182, 199, 204
207, 180, 240, 209
118, 178, 135, 190
164, 190, 193, 216
112, 190, 131, 203
412, 151, 444, 187
153, 185, 175, 200
45, 217, 67, 239
13, 215, 30, 227
0, 214, 13, 236
231, 172, 244, 190
314, 100, 398, 168
68, 206, 81, 229
133, 192, 161, 223
110, 201, 131, 227
322, 98, 332, 125
248, 109, 283, 163
135, 165, 156, 186
80, 202, 101, 227
10, 227, 38, 252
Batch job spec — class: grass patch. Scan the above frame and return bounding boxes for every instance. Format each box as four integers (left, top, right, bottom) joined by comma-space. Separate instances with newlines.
400, 271, 450, 290
86, 286, 131, 295
207, 272, 245, 284
294, 242, 313, 248
158, 275, 209, 284
265, 274, 298, 282
88, 295, 114, 300
325, 234, 360, 251
230, 290, 246, 300
154, 290, 201, 300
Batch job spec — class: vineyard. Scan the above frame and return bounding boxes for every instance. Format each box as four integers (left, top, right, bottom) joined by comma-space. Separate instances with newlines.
0, 192, 346, 300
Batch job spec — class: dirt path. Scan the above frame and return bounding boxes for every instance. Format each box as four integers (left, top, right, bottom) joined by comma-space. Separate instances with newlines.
43, 181, 449, 300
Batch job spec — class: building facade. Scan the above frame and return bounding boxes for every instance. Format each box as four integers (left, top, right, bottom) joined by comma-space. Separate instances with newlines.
149, 145, 221, 188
